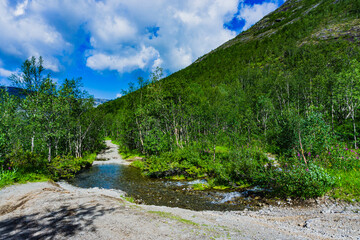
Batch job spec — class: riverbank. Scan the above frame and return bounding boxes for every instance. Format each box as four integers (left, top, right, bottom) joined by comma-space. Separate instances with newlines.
0, 181, 359, 239
1, 140, 358, 239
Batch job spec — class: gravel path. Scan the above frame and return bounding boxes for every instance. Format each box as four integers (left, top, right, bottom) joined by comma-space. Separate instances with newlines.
93, 140, 130, 165
0, 141, 359, 239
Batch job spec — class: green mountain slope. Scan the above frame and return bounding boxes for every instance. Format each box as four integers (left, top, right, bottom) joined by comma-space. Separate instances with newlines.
99, 0, 360, 198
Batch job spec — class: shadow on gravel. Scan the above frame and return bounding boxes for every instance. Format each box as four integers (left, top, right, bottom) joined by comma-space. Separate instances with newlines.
0, 204, 116, 240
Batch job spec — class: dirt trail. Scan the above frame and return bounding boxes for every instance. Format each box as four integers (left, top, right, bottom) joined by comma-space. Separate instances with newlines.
93, 140, 130, 165
0, 141, 359, 240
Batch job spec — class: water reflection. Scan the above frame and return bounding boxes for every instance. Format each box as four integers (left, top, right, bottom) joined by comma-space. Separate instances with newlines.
69, 164, 257, 211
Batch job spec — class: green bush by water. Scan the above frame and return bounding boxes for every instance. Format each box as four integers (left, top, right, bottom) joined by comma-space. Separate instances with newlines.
0, 151, 97, 188
262, 163, 336, 198
48, 153, 96, 180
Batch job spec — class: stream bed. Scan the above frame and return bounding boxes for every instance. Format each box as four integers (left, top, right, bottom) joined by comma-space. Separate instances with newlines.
68, 164, 267, 211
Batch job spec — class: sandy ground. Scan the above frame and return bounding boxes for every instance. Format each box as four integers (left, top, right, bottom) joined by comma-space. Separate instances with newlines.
0, 141, 359, 240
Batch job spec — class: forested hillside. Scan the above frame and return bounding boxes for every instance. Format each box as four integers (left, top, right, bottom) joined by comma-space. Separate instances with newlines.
99, 0, 360, 199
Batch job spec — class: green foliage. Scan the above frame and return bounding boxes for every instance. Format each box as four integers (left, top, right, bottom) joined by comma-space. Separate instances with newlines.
0, 167, 50, 189
142, 146, 206, 178
265, 164, 336, 198
48, 153, 95, 179
320, 143, 360, 171
0, 56, 104, 187
131, 160, 145, 169
298, 108, 334, 156
112, 139, 145, 160
192, 183, 210, 191
0, 167, 18, 188
124, 196, 135, 203
213, 145, 269, 185
6, 149, 47, 173
330, 169, 360, 202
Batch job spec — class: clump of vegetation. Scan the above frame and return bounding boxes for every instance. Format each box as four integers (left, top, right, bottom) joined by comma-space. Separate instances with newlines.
0, 167, 18, 188
48, 153, 96, 179
331, 170, 360, 202
263, 163, 336, 198
0, 57, 104, 188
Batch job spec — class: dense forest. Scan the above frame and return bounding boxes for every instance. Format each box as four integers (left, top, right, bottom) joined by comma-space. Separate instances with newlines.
0, 57, 104, 185
99, 0, 360, 199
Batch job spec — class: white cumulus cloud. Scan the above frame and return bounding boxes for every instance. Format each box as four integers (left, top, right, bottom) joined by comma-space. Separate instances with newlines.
0, 0, 71, 71
13, 0, 28, 16
238, 1, 279, 30
0, 0, 283, 79
86, 45, 161, 73
0, 67, 14, 78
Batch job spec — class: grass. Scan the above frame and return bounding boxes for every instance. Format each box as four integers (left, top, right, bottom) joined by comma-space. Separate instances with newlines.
165, 175, 187, 180
119, 148, 144, 160
215, 146, 229, 154
148, 211, 199, 226
124, 196, 135, 203
330, 169, 360, 202
130, 160, 145, 169
0, 168, 50, 189
212, 185, 231, 190
0, 151, 98, 189
192, 183, 210, 191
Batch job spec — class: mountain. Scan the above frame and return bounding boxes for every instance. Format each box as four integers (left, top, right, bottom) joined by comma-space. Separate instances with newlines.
0, 86, 26, 99
99, 0, 360, 160
1, 86, 109, 107
93, 98, 110, 107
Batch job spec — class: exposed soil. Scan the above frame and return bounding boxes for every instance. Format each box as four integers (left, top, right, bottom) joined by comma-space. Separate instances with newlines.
0, 141, 359, 239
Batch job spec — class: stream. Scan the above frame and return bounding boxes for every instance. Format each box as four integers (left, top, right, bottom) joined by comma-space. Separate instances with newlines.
68, 163, 267, 211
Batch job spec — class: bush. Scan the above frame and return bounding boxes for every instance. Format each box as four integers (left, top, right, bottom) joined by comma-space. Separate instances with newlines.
267, 163, 336, 198
213, 145, 269, 185
6, 149, 47, 173
48, 154, 94, 179
131, 160, 145, 169
142, 147, 207, 178
0, 167, 18, 188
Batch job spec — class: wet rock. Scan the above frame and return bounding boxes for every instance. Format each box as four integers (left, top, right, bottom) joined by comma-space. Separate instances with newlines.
303, 218, 320, 228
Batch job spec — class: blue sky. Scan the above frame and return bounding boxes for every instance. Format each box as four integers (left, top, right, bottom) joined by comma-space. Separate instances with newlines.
0, 0, 284, 99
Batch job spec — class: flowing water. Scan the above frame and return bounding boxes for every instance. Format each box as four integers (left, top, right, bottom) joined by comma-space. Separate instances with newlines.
68, 164, 268, 211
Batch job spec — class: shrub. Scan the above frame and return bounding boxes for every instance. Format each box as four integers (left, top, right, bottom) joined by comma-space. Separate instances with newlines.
213, 145, 269, 185
142, 147, 207, 178
48, 154, 94, 179
0, 167, 18, 188
6, 149, 47, 173
267, 163, 336, 198
131, 160, 145, 169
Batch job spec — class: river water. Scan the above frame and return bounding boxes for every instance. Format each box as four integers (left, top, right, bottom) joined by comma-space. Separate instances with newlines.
68, 164, 265, 211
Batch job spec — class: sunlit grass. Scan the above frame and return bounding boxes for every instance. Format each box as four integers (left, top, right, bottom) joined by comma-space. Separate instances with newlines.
0, 167, 50, 189
330, 169, 360, 202
148, 211, 199, 226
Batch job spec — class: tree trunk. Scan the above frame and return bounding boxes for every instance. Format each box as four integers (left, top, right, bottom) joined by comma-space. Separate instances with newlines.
135, 117, 145, 153
213, 145, 216, 162
353, 111, 357, 149
48, 143, 51, 163
298, 131, 307, 165
31, 136, 34, 152
331, 101, 334, 132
